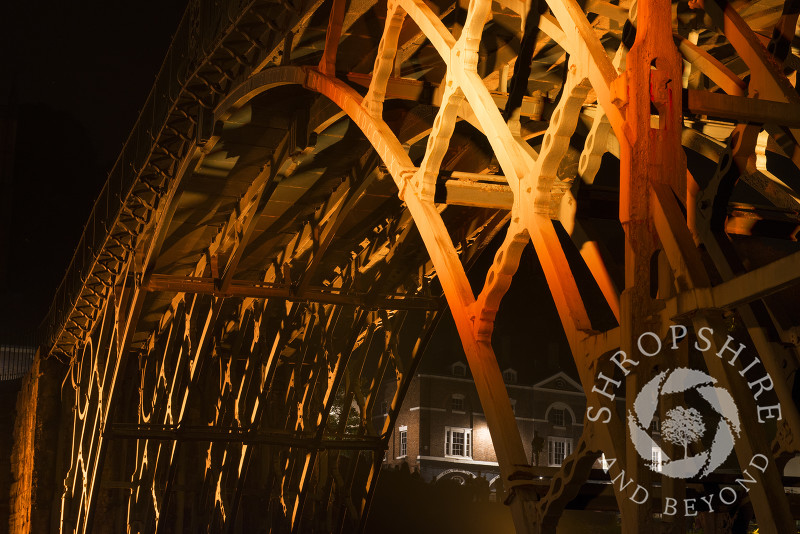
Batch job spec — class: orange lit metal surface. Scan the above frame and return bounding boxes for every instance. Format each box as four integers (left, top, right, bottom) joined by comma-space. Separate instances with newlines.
12, 0, 800, 532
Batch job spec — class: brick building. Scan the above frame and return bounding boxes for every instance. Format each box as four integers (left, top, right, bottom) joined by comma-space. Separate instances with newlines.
379, 348, 596, 489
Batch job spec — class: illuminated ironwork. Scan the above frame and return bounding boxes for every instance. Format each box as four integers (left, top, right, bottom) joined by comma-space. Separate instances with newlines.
14, 0, 800, 532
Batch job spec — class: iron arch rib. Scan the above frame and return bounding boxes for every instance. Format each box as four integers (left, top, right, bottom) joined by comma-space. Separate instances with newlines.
23, 1, 800, 533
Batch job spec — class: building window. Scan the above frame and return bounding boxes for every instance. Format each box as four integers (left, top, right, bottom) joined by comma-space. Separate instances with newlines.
399, 426, 407, 457
445, 427, 472, 458
651, 447, 662, 472
452, 362, 466, 377
650, 417, 660, 434
551, 408, 565, 427
502, 368, 517, 384
451, 395, 464, 412
510, 398, 516, 415
548, 437, 572, 466
381, 401, 389, 416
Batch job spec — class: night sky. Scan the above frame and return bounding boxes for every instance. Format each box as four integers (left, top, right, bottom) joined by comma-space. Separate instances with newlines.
1, 1, 188, 335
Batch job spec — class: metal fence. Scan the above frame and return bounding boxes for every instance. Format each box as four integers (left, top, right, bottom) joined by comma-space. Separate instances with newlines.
0, 330, 37, 381
40, 0, 257, 348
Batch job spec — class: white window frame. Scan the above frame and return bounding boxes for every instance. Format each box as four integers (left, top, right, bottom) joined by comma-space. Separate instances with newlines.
451, 394, 465, 412
551, 408, 565, 427
399, 426, 407, 458
503, 368, 517, 384
547, 436, 572, 466
445, 427, 472, 459
651, 447, 663, 472
650, 416, 660, 434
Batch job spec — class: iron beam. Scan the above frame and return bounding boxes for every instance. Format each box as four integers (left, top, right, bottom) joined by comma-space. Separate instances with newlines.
666, 249, 800, 318
685, 89, 800, 128
142, 274, 440, 310
106, 424, 384, 450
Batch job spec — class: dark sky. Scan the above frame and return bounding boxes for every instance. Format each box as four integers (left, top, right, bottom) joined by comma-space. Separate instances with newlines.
1, 1, 188, 335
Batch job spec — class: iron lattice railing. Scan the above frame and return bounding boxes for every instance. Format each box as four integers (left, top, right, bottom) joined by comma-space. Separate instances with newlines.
0, 329, 37, 380
38, 0, 256, 351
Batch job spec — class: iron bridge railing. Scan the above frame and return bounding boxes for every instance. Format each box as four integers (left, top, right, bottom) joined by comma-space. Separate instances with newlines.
38, 0, 260, 351
0, 329, 38, 381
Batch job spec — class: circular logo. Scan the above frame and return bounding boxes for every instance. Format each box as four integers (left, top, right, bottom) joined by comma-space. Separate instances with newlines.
628, 368, 741, 479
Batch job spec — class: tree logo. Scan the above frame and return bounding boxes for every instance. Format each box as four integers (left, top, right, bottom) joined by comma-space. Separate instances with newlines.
628, 367, 742, 479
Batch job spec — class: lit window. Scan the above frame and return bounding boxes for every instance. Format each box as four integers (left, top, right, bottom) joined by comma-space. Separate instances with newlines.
548, 437, 572, 466
551, 408, 565, 427
651, 447, 662, 472
451, 395, 464, 412
452, 362, 466, 377
503, 368, 517, 384
601, 453, 609, 471
399, 426, 407, 457
445, 427, 472, 458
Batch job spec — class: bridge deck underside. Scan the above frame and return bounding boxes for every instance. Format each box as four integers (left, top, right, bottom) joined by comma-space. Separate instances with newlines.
35, 0, 800, 533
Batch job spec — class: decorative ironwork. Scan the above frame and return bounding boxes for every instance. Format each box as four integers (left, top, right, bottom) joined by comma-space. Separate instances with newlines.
20, 0, 800, 532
